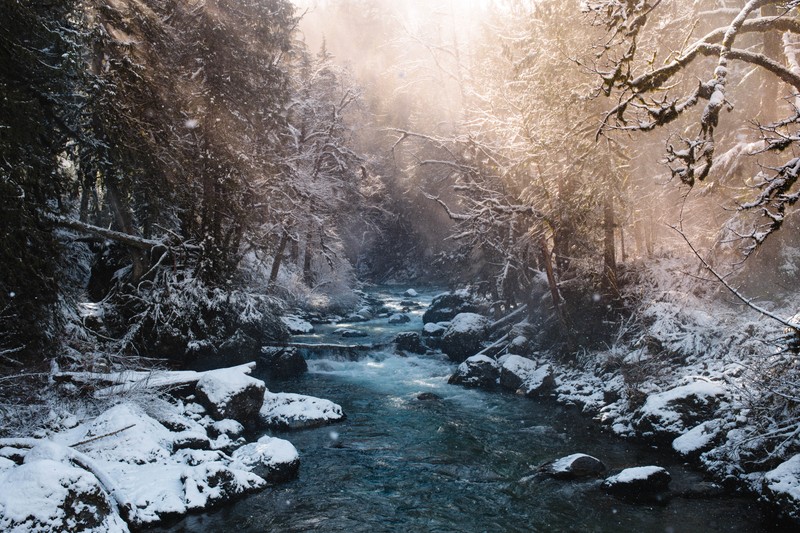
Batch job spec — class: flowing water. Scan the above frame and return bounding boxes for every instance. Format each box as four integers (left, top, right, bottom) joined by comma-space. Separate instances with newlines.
160, 287, 775, 533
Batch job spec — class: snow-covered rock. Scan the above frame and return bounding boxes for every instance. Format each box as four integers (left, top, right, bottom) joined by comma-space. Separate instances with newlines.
422, 322, 447, 337
448, 354, 499, 389
763, 454, 800, 524
260, 392, 344, 430
388, 313, 411, 324
0, 459, 129, 532
508, 335, 531, 356
440, 313, 490, 362
602, 466, 671, 500
672, 420, 722, 458
259, 346, 308, 379
195, 368, 266, 426
281, 315, 314, 335
422, 291, 483, 324
498, 355, 555, 397
231, 436, 300, 483
541, 453, 606, 479
394, 332, 426, 354
339, 328, 369, 338
210, 419, 244, 439
181, 462, 264, 511
634, 380, 727, 441
404, 289, 418, 297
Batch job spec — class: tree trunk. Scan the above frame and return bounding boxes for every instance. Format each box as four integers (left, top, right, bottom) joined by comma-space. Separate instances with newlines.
602, 193, 619, 301
105, 179, 148, 282
268, 232, 290, 286
303, 226, 314, 286
538, 236, 569, 339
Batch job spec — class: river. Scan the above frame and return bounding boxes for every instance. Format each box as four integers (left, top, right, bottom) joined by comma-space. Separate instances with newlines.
158, 287, 775, 532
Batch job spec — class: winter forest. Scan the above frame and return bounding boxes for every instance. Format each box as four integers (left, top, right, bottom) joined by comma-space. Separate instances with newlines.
2, 0, 800, 531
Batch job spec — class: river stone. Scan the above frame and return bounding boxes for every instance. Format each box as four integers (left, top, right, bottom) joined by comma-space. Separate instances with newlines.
258, 346, 308, 379
394, 332, 426, 354
448, 354, 498, 389
338, 328, 369, 338
634, 381, 727, 442
231, 436, 300, 483
542, 453, 606, 479
195, 368, 266, 426
763, 454, 800, 525
388, 313, 411, 324
422, 322, 448, 337
417, 392, 443, 401
260, 391, 345, 430
0, 459, 128, 532
423, 291, 483, 324
498, 354, 554, 395
440, 313, 490, 362
602, 466, 671, 501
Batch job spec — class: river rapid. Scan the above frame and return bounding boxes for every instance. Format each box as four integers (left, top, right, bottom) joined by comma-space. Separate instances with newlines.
158, 287, 775, 533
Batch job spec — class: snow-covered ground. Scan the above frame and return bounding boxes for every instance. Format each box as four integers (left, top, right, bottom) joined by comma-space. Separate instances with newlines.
0, 365, 343, 531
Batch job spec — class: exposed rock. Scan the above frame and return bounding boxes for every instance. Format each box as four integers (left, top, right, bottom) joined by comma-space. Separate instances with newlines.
388, 313, 411, 324
417, 392, 443, 401
339, 329, 369, 338
260, 391, 345, 430
541, 453, 606, 479
422, 322, 448, 337
0, 458, 128, 532
181, 462, 265, 511
258, 346, 308, 379
423, 291, 483, 324
195, 368, 267, 426
281, 315, 314, 335
672, 420, 722, 459
508, 335, 532, 356
394, 332, 426, 354
498, 355, 555, 396
448, 354, 499, 389
172, 431, 211, 452
209, 419, 244, 439
440, 313, 490, 362
602, 466, 672, 501
634, 381, 727, 441
231, 436, 300, 483
763, 454, 800, 525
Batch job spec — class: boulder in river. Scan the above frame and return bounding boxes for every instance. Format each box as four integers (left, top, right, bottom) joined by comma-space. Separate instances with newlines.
440, 313, 490, 362
417, 392, 443, 401
260, 391, 345, 430
404, 288, 418, 297
602, 466, 671, 501
394, 332, 426, 354
231, 436, 300, 483
498, 355, 555, 397
388, 313, 411, 324
281, 315, 315, 335
422, 291, 484, 324
258, 346, 308, 379
541, 453, 606, 479
339, 329, 369, 338
448, 354, 499, 389
195, 368, 266, 426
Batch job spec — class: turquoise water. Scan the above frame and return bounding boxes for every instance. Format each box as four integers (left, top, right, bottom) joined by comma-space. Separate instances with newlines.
159, 287, 774, 532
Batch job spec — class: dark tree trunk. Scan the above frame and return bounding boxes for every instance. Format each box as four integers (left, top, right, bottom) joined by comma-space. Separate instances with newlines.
602, 193, 620, 301
105, 178, 148, 282
269, 232, 290, 286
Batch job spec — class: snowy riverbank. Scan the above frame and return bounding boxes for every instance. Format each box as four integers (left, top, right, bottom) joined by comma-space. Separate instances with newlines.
0, 364, 343, 531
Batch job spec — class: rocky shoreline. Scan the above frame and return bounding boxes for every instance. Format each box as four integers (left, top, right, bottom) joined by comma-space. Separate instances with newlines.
412, 289, 800, 527
0, 361, 343, 531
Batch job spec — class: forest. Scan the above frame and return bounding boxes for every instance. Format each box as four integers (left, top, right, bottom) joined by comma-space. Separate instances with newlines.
2, 0, 800, 531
